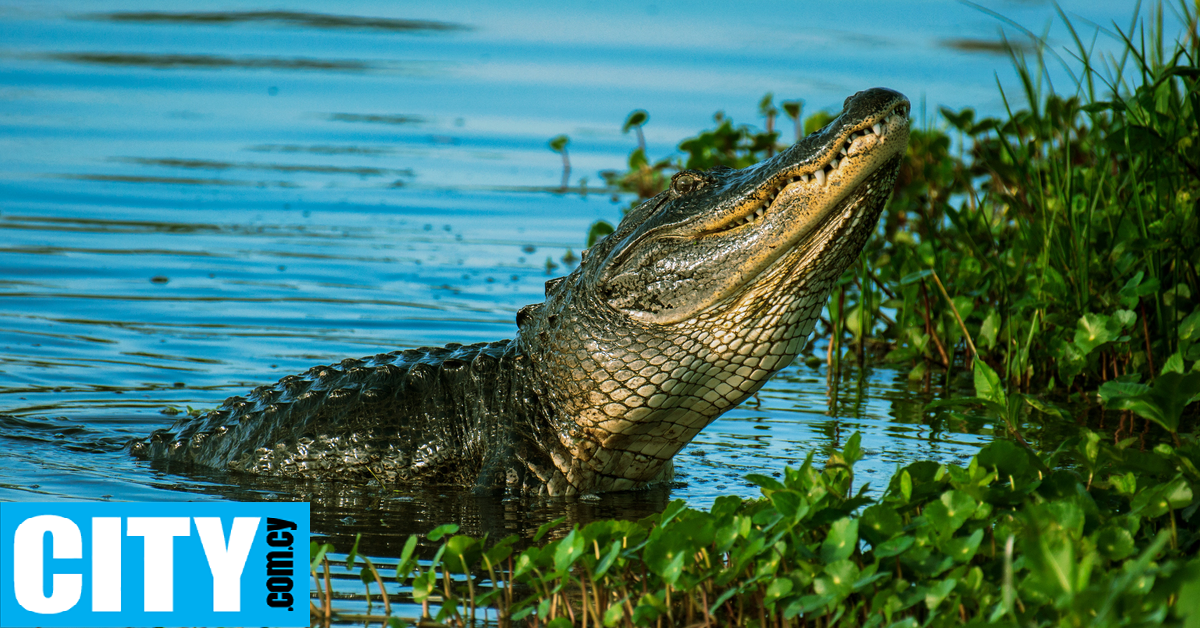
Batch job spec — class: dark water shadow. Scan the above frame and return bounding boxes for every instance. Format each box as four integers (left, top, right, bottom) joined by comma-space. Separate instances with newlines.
940, 37, 1035, 54
326, 113, 427, 125
144, 461, 675, 558
113, 157, 414, 178
82, 10, 472, 34
41, 53, 432, 74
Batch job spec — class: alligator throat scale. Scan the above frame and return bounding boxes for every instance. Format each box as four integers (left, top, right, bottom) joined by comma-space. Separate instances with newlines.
132, 88, 911, 497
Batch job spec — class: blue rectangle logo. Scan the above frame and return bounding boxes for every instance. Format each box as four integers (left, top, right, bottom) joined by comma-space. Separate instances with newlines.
0, 501, 309, 627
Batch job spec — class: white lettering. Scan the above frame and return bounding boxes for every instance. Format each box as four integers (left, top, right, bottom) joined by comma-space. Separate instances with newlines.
12, 515, 82, 614
126, 517, 190, 612
194, 517, 260, 612
91, 517, 121, 612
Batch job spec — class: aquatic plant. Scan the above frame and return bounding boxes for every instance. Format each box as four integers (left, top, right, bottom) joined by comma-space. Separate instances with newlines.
309, 409, 1200, 626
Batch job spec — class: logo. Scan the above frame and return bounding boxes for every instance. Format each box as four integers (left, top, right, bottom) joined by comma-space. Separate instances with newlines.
0, 502, 309, 627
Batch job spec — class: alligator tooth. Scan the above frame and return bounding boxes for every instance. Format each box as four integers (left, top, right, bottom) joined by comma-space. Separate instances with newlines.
814, 169, 826, 186
830, 158, 840, 170
840, 146, 848, 156
872, 123, 883, 136
801, 173, 810, 183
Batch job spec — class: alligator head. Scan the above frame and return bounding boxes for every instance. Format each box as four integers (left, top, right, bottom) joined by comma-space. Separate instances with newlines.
517, 87, 910, 495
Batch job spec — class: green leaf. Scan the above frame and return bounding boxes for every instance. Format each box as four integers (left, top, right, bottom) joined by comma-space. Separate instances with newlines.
309, 541, 334, 571
860, 504, 903, 545
979, 309, 1001, 350
603, 599, 626, 627
1103, 371, 1200, 433
545, 618, 573, 628
1180, 308, 1200, 343
746, 473, 787, 492
765, 576, 794, 606
622, 109, 648, 132
548, 134, 569, 153
925, 578, 957, 610
1074, 313, 1117, 355
821, 518, 859, 564
346, 533, 361, 570
843, 431, 863, 464
593, 540, 621, 579
924, 491, 978, 536
874, 535, 914, 559
643, 532, 688, 586
410, 570, 436, 603
444, 535, 481, 573
770, 490, 808, 521
973, 359, 1007, 407
484, 534, 518, 566
899, 269, 933, 285
427, 523, 459, 542
533, 516, 566, 542
395, 534, 419, 580
1164, 351, 1186, 374
1096, 525, 1136, 560
814, 560, 859, 600
586, 220, 615, 248
943, 528, 984, 563
553, 527, 584, 573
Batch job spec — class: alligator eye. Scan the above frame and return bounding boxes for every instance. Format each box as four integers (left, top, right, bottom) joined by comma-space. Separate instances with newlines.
669, 170, 707, 196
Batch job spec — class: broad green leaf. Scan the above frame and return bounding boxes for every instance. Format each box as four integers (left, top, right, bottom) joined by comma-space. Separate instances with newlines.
860, 504, 903, 545
1074, 313, 1117, 355
593, 540, 621, 578
553, 527, 584, 573
1180, 308, 1200, 343
973, 359, 1007, 407
874, 535, 914, 559
764, 577, 794, 606
943, 528, 984, 563
1104, 371, 1200, 433
443, 535, 480, 573
770, 490, 808, 521
427, 523, 459, 542
603, 599, 626, 627
925, 578, 957, 610
1164, 351, 1186, 374
1096, 526, 1136, 560
843, 431, 864, 464
814, 560, 859, 599
925, 490, 978, 536
979, 309, 1001, 350
821, 518, 859, 563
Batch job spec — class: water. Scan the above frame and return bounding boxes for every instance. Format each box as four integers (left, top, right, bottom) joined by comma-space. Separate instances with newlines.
0, 0, 1183, 621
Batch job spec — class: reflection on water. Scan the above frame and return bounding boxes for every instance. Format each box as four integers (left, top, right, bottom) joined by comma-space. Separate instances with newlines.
46, 52, 381, 72
0, 0, 1181, 622
87, 10, 471, 33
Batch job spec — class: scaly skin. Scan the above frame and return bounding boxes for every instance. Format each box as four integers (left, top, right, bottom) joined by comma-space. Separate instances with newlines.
132, 88, 911, 496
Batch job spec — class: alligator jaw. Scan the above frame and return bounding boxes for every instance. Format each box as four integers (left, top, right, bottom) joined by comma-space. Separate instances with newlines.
592, 88, 911, 327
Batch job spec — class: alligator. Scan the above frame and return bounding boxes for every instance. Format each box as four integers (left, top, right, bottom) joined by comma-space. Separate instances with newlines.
131, 87, 911, 497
